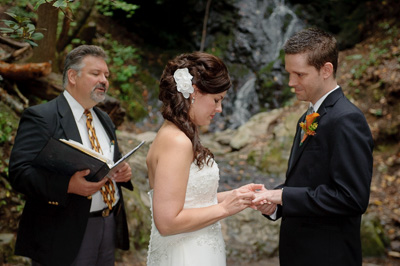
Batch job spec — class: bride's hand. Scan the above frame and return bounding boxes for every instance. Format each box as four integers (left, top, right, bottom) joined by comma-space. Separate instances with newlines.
238, 184, 269, 209
220, 188, 255, 216
238, 183, 265, 193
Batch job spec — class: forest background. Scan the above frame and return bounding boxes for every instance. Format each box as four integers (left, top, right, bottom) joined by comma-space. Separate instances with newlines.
0, 0, 399, 265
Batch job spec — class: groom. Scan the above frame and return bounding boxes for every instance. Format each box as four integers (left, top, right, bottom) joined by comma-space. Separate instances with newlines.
253, 28, 374, 266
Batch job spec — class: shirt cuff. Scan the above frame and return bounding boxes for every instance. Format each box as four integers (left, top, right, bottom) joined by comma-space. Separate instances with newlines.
269, 208, 278, 220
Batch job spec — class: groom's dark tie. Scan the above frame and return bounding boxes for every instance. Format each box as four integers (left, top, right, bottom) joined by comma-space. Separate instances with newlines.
306, 105, 315, 116
300, 106, 315, 141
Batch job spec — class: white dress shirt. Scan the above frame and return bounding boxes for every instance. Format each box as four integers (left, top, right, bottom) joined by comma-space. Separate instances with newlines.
63, 90, 120, 212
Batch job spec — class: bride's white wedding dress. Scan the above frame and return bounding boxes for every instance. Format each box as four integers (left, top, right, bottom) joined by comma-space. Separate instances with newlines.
147, 160, 226, 266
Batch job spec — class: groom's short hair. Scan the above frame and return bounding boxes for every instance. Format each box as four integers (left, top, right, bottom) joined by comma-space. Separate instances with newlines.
284, 28, 338, 77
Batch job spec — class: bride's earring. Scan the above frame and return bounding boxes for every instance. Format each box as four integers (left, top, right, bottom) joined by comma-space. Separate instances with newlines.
191, 96, 195, 104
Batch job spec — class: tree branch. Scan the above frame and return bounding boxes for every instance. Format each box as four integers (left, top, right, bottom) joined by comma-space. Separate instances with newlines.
200, 0, 212, 52
0, 61, 52, 80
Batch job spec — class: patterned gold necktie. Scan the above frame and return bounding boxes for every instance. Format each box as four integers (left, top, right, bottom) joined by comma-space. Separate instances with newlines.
85, 110, 115, 210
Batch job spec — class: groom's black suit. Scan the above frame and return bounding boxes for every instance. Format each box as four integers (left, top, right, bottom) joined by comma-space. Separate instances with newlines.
272, 88, 373, 266
9, 94, 132, 266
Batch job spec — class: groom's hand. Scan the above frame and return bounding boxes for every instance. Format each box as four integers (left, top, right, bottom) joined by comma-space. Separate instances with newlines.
237, 184, 271, 209
256, 202, 277, 215
252, 189, 283, 205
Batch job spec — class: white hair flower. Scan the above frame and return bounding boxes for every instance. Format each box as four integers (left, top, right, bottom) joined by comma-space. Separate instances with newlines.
173, 68, 193, 99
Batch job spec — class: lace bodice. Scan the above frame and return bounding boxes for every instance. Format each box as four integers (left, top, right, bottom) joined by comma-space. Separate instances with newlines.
147, 160, 226, 266
183, 160, 220, 208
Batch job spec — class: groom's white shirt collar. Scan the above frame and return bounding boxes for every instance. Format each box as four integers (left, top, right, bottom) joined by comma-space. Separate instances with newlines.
309, 85, 340, 113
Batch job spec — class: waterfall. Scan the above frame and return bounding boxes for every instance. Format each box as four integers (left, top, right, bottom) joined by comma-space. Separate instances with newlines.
138, 0, 304, 132
262, 0, 305, 62
228, 0, 304, 69
216, 0, 304, 131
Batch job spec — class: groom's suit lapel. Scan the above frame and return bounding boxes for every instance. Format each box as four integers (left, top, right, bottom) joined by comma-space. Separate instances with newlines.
287, 87, 344, 175
287, 113, 306, 170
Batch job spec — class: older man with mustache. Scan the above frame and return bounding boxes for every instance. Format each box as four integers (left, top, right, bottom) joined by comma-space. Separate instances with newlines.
9, 45, 133, 266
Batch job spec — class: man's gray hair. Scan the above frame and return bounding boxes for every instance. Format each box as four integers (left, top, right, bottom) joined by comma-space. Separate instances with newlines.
62, 45, 107, 89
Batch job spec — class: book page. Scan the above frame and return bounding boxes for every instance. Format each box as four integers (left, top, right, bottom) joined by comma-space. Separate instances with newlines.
107, 140, 145, 177
59, 139, 111, 165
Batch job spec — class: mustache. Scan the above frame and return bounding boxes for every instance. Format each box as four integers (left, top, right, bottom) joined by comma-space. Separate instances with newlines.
93, 83, 107, 91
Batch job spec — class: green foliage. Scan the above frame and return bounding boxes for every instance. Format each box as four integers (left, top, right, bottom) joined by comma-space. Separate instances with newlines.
33, 0, 71, 10
258, 144, 288, 179
0, 112, 14, 144
246, 150, 257, 166
99, 34, 150, 121
0, 0, 75, 46
128, 69, 160, 121
0, 12, 44, 47
0, 0, 36, 19
104, 38, 139, 85
0, 0, 139, 47
349, 47, 389, 80
361, 213, 390, 257
347, 22, 398, 81
205, 32, 234, 58
257, 49, 292, 110
96, 0, 139, 18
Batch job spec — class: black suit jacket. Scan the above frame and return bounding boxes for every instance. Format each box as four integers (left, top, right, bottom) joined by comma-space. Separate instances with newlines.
8, 94, 133, 266
270, 88, 373, 266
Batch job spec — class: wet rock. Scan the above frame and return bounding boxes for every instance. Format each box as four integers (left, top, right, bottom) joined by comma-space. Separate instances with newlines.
361, 213, 390, 257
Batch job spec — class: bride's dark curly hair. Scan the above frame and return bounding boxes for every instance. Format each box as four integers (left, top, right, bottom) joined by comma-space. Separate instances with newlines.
159, 52, 231, 168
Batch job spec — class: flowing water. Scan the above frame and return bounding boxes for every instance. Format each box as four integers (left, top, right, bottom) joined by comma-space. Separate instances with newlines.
211, 0, 304, 131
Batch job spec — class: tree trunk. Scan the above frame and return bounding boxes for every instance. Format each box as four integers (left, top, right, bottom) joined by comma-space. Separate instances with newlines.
56, 8, 72, 54
0, 61, 52, 80
200, 0, 212, 52
16, 72, 63, 101
56, 0, 96, 53
29, 2, 58, 64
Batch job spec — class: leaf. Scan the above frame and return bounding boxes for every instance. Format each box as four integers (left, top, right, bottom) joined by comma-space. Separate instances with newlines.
26, 23, 36, 32
346, 54, 363, 60
25, 39, 38, 47
31, 32, 44, 41
9, 34, 21, 39
4, 12, 17, 19
19, 17, 32, 24
53, 0, 68, 8
0, 27, 15, 33
9, 24, 20, 30
2, 20, 17, 27
34, 0, 47, 10
15, 28, 23, 35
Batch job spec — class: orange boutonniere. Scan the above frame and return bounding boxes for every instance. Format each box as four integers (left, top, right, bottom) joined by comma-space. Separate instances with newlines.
299, 112, 320, 146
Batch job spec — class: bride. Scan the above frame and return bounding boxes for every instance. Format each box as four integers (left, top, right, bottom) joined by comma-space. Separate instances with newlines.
146, 52, 262, 266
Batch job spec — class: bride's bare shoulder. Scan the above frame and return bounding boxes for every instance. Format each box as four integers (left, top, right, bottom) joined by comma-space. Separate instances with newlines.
155, 121, 191, 146
148, 122, 192, 160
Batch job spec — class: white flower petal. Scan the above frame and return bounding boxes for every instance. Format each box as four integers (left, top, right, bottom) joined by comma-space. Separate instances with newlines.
174, 68, 193, 99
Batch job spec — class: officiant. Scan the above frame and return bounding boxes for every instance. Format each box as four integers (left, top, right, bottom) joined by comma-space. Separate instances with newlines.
8, 45, 133, 266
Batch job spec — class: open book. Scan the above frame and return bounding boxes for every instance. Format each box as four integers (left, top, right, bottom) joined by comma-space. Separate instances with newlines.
33, 137, 145, 182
